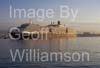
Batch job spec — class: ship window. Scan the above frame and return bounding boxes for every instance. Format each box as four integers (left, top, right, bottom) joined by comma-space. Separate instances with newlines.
66, 28, 68, 33
49, 28, 52, 32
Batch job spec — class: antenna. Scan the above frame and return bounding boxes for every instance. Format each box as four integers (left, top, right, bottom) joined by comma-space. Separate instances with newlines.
29, 19, 32, 24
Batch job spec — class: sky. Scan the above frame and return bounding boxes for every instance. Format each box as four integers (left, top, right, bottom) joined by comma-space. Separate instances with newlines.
0, 0, 100, 33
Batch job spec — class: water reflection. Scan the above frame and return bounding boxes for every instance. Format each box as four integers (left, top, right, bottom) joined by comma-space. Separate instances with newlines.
20, 38, 69, 52
0, 37, 100, 67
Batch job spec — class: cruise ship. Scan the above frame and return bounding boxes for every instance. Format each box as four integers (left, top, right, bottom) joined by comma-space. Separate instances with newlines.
10, 20, 76, 40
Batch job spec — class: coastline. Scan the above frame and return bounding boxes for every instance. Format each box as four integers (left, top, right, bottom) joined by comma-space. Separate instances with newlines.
1, 33, 100, 40
0, 33, 9, 39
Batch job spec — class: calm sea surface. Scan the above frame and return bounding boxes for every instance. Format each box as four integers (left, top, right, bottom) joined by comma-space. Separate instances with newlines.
0, 37, 100, 68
